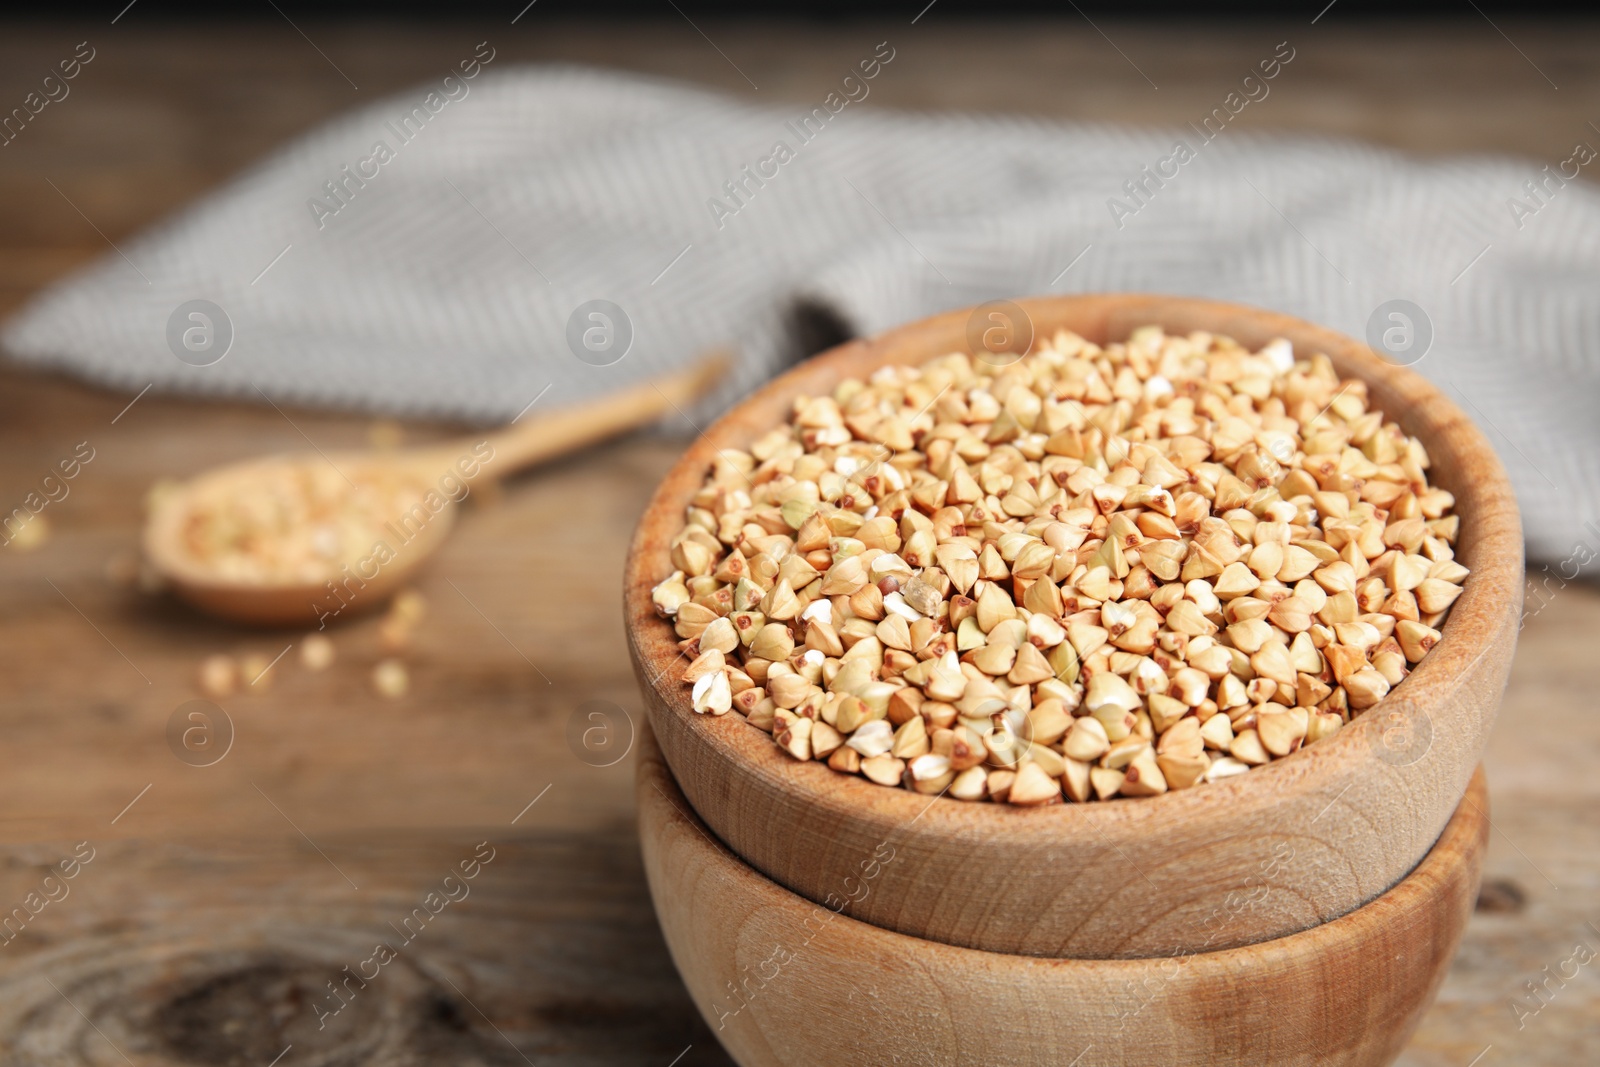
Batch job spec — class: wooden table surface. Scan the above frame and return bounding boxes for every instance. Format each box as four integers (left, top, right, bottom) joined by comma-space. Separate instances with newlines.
0, 16, 1596, 1065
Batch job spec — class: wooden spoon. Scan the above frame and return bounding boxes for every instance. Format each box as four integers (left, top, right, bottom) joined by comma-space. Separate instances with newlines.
145, 353, 727, 627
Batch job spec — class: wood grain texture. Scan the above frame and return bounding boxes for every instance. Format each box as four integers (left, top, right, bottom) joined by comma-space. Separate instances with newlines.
0, 18, 1592, 1065
639, 723, 1489, 1067
0, 827, 723, 1067
626, 294, 1523, 959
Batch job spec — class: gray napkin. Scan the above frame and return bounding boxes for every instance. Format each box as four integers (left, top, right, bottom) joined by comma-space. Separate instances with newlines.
5, 62, 1596, 571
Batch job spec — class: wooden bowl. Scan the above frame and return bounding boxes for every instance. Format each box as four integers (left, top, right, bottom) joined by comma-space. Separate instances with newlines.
625, 294, 1522, 959
639, 724, 1489, 1067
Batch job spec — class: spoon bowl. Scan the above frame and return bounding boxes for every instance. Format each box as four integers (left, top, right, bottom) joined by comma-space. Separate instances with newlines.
144, 454, 460, 627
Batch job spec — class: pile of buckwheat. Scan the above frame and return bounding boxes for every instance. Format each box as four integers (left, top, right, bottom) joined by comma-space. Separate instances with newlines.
167, 462, 432, 585
650, 326, 1467, 805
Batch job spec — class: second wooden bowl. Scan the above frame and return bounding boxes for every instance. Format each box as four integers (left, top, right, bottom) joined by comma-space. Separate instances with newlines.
625, 294, 1522, 959
639, 725, 1489, 1067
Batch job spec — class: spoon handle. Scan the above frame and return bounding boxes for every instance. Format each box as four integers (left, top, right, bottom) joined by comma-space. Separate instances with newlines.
410, 351, 731, 480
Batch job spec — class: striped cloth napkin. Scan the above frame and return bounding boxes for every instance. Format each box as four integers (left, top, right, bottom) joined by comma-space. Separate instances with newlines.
4, 63, 1596, 568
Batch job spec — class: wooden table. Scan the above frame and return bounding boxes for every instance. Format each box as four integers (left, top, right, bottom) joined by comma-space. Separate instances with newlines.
1, 16, 1595, 1065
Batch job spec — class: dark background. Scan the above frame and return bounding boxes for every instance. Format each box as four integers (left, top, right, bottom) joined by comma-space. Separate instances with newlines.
11, 0, 1598, 19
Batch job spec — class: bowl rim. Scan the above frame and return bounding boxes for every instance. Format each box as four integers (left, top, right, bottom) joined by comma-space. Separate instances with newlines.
624, 293, 1523, 844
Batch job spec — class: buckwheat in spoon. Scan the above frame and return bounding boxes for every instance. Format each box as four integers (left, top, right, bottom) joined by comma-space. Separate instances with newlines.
144, 354, 728, 625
